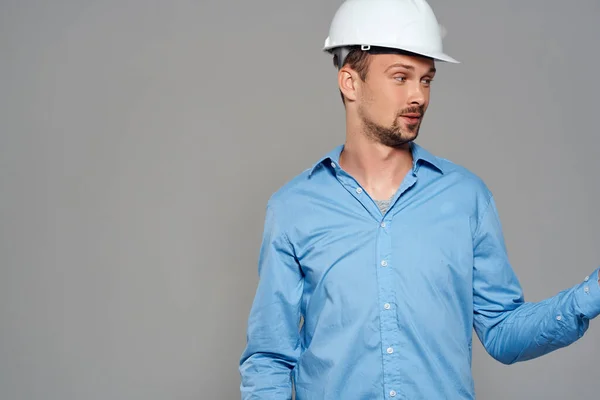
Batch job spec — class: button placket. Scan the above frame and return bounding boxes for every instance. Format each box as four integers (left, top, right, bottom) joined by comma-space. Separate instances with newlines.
376, 211, 401, 396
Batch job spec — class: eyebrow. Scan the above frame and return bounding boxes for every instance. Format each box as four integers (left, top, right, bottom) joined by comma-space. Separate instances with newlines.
385, 63, 437, 74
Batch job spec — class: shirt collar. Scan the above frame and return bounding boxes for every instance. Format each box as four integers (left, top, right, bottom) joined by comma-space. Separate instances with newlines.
308, 144, 344, 177
308, 142, 445, 178
410, 142, 445, 174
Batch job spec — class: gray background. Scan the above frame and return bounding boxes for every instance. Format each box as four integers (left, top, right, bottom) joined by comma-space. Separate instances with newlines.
1, 0, 598, 399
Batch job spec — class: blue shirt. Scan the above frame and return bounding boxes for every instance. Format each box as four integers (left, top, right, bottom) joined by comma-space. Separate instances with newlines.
239, 142, 600, 399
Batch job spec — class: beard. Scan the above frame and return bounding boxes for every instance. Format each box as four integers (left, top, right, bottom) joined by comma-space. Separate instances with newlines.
358, 105, 425, 148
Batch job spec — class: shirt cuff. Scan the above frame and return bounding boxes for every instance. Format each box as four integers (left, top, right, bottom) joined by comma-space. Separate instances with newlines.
573, 268, 600, 320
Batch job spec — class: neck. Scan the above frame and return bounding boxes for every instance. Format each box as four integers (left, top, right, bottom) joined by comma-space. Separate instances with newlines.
339, 118, 414, 201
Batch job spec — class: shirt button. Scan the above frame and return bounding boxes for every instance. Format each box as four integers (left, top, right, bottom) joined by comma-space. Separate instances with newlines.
331, 162, 336, 168
584, 276, 590, 282
384, 303, 391, 310
556, 315, 562, 321
381, 260, 388, 267
387, 347, 394, 354
356, 187, 363, 194
390, 390, 397, 397
380, 221, 386, 228
585, 286, 590, 294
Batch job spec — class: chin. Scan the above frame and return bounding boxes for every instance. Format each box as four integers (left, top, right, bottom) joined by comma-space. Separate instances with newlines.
401, 130, 419, 142
384, 134, 418, 149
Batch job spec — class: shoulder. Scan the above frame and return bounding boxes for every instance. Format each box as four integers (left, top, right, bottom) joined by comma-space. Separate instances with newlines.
266, 146, 339, 210
267, 167, 315, 209
431, 155, 498, 234
436, 155, 494, 202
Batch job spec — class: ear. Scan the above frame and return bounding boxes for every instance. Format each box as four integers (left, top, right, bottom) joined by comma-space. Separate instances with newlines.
338, 67, 359, 103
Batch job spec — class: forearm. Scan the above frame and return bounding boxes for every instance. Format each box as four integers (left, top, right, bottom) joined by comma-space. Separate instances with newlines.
240, 352, 295, 400
239, 304, 301, 400
479, 269, 600, 364
239, 302, 301, 399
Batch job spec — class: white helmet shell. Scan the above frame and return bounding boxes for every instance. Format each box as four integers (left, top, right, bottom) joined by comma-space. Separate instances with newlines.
323, 0, 459, 64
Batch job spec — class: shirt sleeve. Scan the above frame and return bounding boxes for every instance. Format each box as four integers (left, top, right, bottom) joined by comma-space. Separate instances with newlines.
239, 201, 304, 399
472, 195, 600, 365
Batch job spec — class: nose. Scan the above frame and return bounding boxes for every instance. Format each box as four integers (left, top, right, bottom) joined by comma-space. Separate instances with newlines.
407, 81, 426, 106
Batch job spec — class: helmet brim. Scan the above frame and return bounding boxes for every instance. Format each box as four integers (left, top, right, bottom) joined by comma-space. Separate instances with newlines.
323, 43, 459, 64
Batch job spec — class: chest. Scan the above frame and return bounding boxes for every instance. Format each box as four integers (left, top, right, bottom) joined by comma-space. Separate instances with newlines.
290, 199, 475, 303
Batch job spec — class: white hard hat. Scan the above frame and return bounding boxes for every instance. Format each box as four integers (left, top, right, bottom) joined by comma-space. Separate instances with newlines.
323, 0, 459, 65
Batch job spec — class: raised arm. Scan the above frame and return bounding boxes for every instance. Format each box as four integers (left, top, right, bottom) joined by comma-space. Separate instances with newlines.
472, 195, 600, 364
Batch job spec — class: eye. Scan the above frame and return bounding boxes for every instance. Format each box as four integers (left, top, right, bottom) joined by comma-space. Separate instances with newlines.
394, 76, 407, 83
421, 78, 434, 86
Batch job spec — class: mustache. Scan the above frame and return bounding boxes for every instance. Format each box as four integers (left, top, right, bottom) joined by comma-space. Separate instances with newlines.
398, 106, 425, 117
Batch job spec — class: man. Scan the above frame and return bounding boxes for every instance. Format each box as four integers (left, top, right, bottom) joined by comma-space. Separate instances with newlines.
239, 0, 600, 398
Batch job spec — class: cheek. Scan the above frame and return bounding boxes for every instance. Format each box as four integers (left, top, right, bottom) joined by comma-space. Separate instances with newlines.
379, 83, 404, 106
361, 82, 411, 120
394, 87, 412, 104
373, 97, 398, 121
422, 97, 431, 113
422, 88, 431, 105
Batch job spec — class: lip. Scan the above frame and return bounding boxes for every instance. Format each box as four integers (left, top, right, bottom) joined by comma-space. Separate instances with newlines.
401, 115, 421, 123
